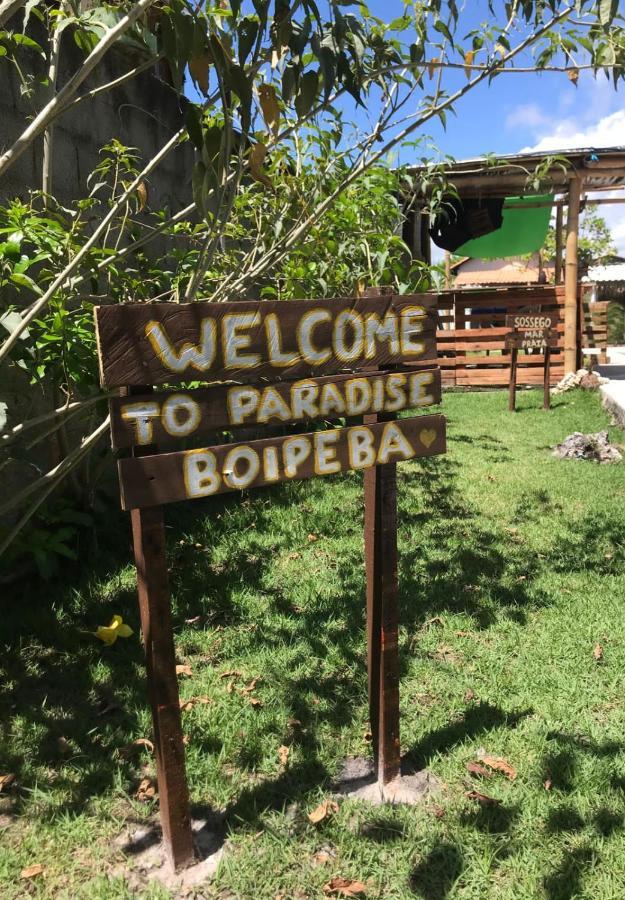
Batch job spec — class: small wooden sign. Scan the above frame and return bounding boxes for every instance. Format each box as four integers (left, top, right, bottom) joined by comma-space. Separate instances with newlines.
505, 313, 557, 411
95, 292, 446, 868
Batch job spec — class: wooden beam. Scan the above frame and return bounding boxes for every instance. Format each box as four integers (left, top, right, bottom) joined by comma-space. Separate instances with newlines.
555, 204, 563, 285
564, 178, 582, 374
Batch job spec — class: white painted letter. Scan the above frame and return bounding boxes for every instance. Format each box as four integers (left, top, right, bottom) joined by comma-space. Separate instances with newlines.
384, 374, 407, 413
298, 310, 331, 365
223, 445, 260, 489
162, 394, 201, 438
283, 436, 312, 477
265, 313, 298, 367
121, 401, 159, 445
223, 312, 261, 369
345, 378, 372, 415
334, 310, 364, 362
408, 371, 435, 407
348, 426, 376, 469
291, 380, 320, 419
228, 386, 260, 425
184, 450, 221, 497
365, 313, 399, 359
315, 430, 341, 475
146, 319, 216, 373
257, 387, 292, 423
400, 306, 425, 356
377, 422, 414, 464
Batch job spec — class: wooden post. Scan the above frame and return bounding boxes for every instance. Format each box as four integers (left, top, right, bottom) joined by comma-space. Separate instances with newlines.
126, 387, 195, 871
364, 416, 401, 786
508, 346, 518, 412
554, 203, 563, 284
444, 250, 451, 289
543, 342, 551, 410
564, 177, 582, 374
362, 285, 401, 786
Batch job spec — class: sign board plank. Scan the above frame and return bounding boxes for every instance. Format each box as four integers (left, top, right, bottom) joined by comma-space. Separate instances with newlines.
117, 414, 446, 510
505, 311, 555, 330
95, 295, 438, 388
504, 329, 557, 351
109, 368, 442, 449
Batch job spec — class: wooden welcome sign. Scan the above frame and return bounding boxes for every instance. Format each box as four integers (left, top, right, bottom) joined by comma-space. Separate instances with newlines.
95, 291, 446, 868
505, 309, 557, 412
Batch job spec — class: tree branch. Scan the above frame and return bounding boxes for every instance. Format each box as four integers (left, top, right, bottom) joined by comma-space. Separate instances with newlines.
0, 0, 158, 180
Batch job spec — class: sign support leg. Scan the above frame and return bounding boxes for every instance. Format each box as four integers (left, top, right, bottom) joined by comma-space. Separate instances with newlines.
508, 347, 518, 412
364, 416, 401, 786
131, 505, 195, 870
544, 343, 551, 410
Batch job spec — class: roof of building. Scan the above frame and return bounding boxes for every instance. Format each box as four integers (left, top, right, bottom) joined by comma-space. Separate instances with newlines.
406, 147, 625, 199
454, 257, 555, 287
583, 262, 625, 284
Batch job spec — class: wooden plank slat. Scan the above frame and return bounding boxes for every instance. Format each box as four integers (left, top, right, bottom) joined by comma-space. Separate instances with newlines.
95, 295, 438, 388
117, 414, 446, 510
109, 369, 442, 450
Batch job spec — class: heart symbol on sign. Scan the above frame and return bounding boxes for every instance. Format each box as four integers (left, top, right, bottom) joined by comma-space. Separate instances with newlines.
420, 428, 437, 449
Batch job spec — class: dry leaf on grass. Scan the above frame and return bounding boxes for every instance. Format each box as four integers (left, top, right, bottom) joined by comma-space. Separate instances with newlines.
593, 644, 604, 661
307, 533, 318, 542
176, 664, 193, 677
21, 864, 44, 879
119, 738, 154, 759
312, 846, 336, 865
287, 718, 302, 729
278, 745, 290, 766
135, 777, 157, 802
429, 804, 445, 819
478, 755, 517, 781
220, 670, 243, 679
179, 696, 211, 712
464, 689, 476, 702
544, 778, 553, 791
465, 790, 500, 806
185, 615, 201, 625
308, 799, 339, 824
467, 762, 492, 779
249, 697, 263, 708
57, 736, 72, 755
0, 773, 16, 792
241, 678, 260, 694
323, 876, 367, 896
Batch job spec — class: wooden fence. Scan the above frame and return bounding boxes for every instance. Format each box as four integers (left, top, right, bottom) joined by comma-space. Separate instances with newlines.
436, 284, 606, 388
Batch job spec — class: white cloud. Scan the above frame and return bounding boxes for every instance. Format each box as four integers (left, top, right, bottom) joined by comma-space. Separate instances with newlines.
521, 108, 625, 254
521, 108, 625, 153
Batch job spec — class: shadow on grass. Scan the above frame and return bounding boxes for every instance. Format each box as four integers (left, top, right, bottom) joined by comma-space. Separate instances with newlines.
0, 449, 605, 834
409, 842, 463, 899
539, 730, 625, 899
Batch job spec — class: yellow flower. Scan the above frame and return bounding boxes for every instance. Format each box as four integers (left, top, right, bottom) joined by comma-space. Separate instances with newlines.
95, 615, 133, 646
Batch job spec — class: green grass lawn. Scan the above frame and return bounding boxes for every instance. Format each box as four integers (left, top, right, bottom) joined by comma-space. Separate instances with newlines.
3, 389, 625, 899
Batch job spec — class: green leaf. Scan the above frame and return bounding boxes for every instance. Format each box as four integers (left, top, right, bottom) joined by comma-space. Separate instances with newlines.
185, 104, 203, 150
10, 273, 42, 295
228, 63, 253, 131
294, 69, 319, 119
599, 0, 618, 26
282, 62, 299, 104
433, 19, 453, 46
238, 17, 259, 65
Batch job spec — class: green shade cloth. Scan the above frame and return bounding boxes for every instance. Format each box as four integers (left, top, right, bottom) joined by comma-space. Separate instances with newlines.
456, 194, 554, 259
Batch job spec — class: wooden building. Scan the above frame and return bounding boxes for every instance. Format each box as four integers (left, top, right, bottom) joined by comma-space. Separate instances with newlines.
402, 147, 625, 378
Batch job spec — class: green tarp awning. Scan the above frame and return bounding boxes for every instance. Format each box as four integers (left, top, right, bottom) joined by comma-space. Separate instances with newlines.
456, 194, 554, 259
